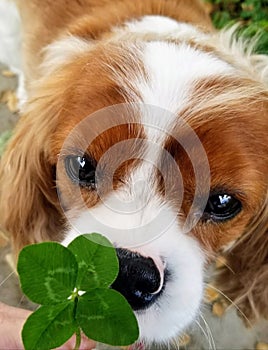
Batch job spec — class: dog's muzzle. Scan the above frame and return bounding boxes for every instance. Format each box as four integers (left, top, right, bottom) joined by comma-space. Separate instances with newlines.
112, 248, 166, 310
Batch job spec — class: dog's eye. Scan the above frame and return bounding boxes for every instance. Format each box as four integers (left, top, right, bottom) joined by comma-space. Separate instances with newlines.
204, 194, 242, 221
65, 155, 96, 188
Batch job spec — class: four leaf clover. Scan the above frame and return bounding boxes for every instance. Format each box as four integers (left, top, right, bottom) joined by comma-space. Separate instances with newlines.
17, 233, 139, 350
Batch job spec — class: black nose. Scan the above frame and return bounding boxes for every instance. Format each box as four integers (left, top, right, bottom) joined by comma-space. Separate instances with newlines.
111, 248, 164, 310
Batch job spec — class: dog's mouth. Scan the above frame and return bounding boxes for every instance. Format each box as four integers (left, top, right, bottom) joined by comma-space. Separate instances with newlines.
111, 248, 167, 311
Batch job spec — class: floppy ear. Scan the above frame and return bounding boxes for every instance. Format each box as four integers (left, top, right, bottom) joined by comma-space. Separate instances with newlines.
0, 83, 66, 256
216, 198, 268, 323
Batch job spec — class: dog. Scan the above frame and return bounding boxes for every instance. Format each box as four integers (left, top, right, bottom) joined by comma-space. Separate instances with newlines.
0, 0, 267, 346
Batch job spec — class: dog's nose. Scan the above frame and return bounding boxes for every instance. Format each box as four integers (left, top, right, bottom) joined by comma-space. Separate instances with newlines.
111, 248, 164, 310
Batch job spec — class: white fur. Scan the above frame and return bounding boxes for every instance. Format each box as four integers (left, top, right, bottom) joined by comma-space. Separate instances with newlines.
122, 16, 268, 87
1, 2, 265, 345
212, 25, 268, 85
109, 17, 234, 145
124, 15, 180, 34
138, 41, 233, 143
58, 13, 268, 346
137, 230, 204, 343
115, 15, 207, 41
63, 185, 205, 343
60, 15, 237, 345
41, 36, 92, 75
106, 34, 234, 166
140, 41, 233, 113
62, 159, 177, 247
62, 149, 205, 343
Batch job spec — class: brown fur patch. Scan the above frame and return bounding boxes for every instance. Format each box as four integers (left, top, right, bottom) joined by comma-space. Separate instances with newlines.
163, 76, 268, 251
0, 40, 147, 254
16, 0, 212, 80
161, 75, 268, 321
1, 0, 267, 325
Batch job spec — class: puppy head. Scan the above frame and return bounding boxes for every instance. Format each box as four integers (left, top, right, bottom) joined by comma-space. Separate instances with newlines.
0, 29, 267, 345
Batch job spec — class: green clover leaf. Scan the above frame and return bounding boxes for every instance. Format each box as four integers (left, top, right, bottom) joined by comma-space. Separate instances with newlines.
77, 289, 139, 346
17, 233, 139, 350
22, 303, 77, 350
18, 242, 78, 304
67, 233, 119, 290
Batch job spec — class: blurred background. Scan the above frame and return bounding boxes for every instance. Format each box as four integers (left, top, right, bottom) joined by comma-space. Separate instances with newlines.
206, 0, 268, 54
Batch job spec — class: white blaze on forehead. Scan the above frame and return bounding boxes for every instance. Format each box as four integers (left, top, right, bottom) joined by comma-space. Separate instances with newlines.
119, 15, 207, 39
124, 15, 181, 34
112, 16, 236, 158
137, 41, 233, 140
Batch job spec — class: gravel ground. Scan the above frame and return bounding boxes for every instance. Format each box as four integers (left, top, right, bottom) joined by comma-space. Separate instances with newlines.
0, 62, 36, 313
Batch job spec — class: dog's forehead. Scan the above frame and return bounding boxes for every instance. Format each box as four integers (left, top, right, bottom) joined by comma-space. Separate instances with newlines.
132, 41, 234, 110
53, 36, 235, 155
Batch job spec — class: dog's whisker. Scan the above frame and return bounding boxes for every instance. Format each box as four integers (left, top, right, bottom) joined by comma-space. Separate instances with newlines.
174, 340, 180, 350
199, 313, 216, 350
204, 283, 253, 328
168, 337, 179, 350
0, 270, 15, 288
215, 260, 235, 275
202, 249, 235, 276
194, 319, 209, 347
196, 313, 216, 350
1, 0, 267, 347
166, 341, 172, 350
210, 253, 235, 275
194, 317, 214, 350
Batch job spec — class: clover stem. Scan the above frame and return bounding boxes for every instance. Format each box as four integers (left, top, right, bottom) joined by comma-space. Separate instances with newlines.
74, 328, 81, 350
73, 295, 81, 350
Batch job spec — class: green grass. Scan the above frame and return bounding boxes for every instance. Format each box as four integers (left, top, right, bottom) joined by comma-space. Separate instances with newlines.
206, 0, 268, 54
0, 130, 12, 156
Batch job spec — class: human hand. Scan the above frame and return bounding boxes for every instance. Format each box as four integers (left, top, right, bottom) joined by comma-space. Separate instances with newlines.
0, 302, 96, 349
